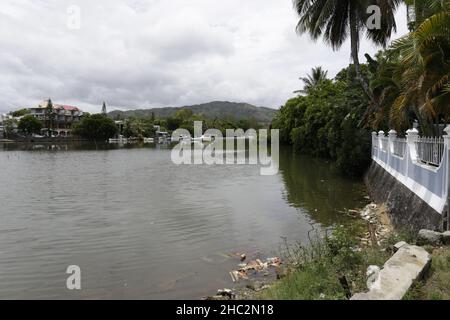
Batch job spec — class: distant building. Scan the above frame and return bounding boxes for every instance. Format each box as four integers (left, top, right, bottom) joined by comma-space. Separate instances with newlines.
29, 100, 84, 137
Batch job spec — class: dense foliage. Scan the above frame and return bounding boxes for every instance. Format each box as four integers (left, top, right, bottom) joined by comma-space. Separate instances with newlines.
293, 0, 401, 103
275, 0, 449, 176
367, 0, 450, 135
272, 65, 371, 177
10, 108, 30, 117
18, 115, 42, 136
72, 114, 118, 141
294, 66, 329, 95
122, 117, 157, 138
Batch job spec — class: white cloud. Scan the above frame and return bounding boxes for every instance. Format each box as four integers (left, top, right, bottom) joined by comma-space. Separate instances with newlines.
0, 0, 409, 113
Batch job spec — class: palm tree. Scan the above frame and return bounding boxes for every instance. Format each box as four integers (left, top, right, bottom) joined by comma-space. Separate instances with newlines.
295, 66, 329, 94
293, 0, 401, 100
406, 0, 448, 30
390, 0, 450, 135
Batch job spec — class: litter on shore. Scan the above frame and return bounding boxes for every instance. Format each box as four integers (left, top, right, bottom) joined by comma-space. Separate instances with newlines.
229, 257, 281, 282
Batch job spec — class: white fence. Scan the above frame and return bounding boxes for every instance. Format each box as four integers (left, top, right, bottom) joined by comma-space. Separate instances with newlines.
371, 127, 450, 214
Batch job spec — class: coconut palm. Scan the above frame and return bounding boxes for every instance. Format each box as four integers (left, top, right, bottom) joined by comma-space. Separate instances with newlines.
390, 1, 450, 134
406, 0, 449, 30
293, 0, 401, 100
365, 51, 402, 130
295, 66, 329, 94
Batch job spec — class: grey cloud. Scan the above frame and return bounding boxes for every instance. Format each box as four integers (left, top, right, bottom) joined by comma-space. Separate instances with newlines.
0, 0, 409, 114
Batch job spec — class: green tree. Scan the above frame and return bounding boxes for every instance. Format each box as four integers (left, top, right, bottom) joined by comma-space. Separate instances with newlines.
405, 0, 448, 31
123, 118, 156, 138
389, 1, 450, 135
295, 66, 329, 94
272, 64, 371, 177
10, 108, 30, 117
45, 99, 54, 136
364, 51, 402, 131
175, 108, 194, 121
166, 117, 183, 131
272, 97, 307, 144
18, 115, 42, 136
293, 0, 401, 100
3, 119, 17, 138
72, 114, 118, 141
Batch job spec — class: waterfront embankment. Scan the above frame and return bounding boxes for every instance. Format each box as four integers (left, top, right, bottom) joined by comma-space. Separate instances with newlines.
208, 202, 450, 300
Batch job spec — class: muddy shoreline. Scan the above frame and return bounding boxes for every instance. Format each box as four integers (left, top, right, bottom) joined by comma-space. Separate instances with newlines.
204, 201, 394, 300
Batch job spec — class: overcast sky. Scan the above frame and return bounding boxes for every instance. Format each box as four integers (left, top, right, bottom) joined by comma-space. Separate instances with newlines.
0, 0, 409, 114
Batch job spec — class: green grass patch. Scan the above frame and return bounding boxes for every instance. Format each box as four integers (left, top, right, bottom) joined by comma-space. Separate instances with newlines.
258, 226, 391, 300
404, 246, 450, 300
258, 223, 448, 301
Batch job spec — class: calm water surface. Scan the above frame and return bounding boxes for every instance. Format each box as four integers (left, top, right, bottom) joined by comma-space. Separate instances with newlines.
0, 143, 365, 299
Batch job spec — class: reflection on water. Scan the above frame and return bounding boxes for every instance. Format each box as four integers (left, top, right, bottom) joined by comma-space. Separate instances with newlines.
278, 148, 366, 226
0, 142, 365, 299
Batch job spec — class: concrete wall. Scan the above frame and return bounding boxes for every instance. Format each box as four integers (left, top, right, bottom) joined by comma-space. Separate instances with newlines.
365, 161, 443, 232
367, 128, 450, 232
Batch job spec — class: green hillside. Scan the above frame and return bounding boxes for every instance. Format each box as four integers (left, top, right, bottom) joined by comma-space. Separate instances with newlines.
108, 101, 277, 123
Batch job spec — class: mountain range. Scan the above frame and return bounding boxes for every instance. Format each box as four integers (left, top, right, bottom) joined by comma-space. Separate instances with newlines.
108, 101, 277, 123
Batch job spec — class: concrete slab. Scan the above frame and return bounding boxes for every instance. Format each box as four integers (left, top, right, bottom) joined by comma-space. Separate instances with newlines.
351, 244, 431, 300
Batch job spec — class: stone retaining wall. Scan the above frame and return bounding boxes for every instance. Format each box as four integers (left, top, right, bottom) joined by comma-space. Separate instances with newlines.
365, 161, 444, 232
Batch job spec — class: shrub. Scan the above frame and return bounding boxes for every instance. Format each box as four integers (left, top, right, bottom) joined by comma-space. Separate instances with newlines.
18, 115, 42, 136
72, 114, 118, 141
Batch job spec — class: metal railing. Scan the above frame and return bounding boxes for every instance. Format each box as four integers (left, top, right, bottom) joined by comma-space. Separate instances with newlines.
371, 128, 450, 216
415, 137, 445, 167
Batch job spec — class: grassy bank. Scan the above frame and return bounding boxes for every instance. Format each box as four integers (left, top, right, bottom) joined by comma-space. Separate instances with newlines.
404, 246, 450, 300
257, 208, 449, 300
258, 225, 393, 300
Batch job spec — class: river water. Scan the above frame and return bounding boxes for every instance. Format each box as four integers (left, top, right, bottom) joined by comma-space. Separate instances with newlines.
0, 142, 365, 299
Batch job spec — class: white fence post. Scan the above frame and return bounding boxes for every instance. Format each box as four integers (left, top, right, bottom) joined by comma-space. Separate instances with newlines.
378, 130, 385, 152
444, 126, 450, 230
406, 128, 419, 180
388, 129, 397, 164
406, 128, 419, 161
372, 131, 378, 159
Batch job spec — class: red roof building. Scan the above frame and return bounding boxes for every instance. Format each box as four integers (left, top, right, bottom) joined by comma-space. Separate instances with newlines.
29, 100, 84, 137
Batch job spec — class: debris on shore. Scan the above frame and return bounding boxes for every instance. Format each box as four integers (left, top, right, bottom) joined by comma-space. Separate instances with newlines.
203, 255, 281, 300
229, 257, 281, 282
355, 202, 393, 247
205, 201, 401, 300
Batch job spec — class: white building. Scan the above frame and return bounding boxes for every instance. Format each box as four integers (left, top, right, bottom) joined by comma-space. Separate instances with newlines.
29, 100, 84, 136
